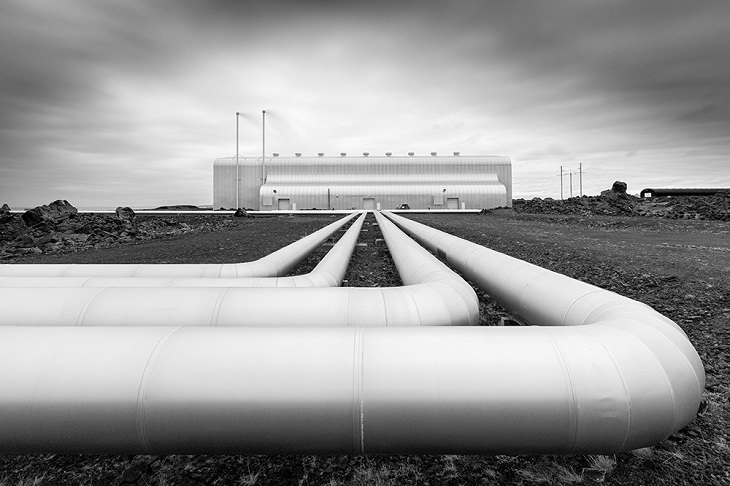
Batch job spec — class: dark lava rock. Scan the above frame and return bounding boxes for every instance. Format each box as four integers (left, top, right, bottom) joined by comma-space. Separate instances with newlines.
115, 206, 136, 224
21, 199, 78, 226
513, 191, 730, 221
600, 181, 630, 200
0, 203, 12, 224
612, 180, 628, 194
233, 208, 250, 217
2, 207, 237, 260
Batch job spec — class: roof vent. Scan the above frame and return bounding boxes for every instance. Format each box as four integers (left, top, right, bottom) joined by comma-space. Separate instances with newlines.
273, 153, 279, 157
431, 152, 437, 156
295, 152, 302, 157
453, 151, 460, 156
340, 152, 347, 156
363, 152, 369, 156
318, 152, 324, 157
408, 152, 415, 156
385, 152, 392, 156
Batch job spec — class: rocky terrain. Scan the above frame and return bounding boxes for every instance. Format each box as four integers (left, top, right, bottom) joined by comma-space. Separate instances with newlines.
511, 182, 729, 221
2, 185, 728, 260
0, 200, 238, 260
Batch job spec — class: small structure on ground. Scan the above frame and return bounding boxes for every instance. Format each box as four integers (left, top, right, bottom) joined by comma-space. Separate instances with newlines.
640, 188, 729, 198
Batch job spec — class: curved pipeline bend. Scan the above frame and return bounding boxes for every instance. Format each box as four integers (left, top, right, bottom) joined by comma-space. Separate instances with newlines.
381, 211, 705, 450
0, 212, 359, 278
0, 213, 704, 454
0, 213, 479, 327
0, 213, 366, 289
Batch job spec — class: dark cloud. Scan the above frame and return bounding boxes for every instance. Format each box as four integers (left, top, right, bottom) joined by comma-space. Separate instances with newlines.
476, 2, 730, 137
1, 0, 728, 206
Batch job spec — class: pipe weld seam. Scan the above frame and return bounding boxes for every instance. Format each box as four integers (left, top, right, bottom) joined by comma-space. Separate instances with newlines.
545, 331, 579, 453
75, 288, 107, 327
210, 287, 232, 326
135, 327, 180, 454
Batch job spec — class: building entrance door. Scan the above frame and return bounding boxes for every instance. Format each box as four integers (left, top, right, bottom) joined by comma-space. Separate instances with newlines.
447, 197, 459, 209
277, 198, 291, 210
363, 197, 376, 210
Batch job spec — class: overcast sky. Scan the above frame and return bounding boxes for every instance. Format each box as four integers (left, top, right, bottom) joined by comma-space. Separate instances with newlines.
1, 0, 728, 208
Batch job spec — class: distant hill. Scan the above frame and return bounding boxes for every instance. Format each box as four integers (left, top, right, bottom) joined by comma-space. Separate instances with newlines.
148, 205, 208, 211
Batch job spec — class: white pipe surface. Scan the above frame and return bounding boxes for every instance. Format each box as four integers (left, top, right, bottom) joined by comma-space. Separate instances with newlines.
0, 213, 704, 454
0, 213, 479, 327
0, 325, 702, 454
0, 213, 366, 288
381, 211, 705, 449
0, 213, 359, 277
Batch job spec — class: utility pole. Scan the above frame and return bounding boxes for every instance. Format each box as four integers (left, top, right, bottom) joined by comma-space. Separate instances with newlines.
235, 112, 240, 209
579, 163, 583, 196
569, 171, 573, 198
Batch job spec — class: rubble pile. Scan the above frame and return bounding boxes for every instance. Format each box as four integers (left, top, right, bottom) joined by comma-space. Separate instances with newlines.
512, 182, 729, 221
20, 199, 78, 226
634, 192, 730, 220
0, 200, 235, 260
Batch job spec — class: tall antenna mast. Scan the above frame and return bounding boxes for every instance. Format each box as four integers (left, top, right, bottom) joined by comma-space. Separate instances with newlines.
235, 112, 240, 209
262, 110, 266, 183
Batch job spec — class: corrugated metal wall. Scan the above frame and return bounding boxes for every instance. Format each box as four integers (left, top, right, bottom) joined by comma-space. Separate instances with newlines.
213, 158, 262, 209
213, 155, 511, 210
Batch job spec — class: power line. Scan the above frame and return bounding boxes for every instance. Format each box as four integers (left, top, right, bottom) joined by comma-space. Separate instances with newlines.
558, 163, 584, 199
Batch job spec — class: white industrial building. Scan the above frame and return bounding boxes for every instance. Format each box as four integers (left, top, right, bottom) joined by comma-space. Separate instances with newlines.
213, 153, 512, 210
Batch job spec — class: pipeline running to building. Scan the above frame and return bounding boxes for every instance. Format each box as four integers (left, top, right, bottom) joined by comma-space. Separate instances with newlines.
0, 212, 704, 455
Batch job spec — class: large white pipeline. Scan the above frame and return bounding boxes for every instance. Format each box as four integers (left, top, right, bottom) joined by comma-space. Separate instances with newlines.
381, 211, 705, 444
0, 213, 366, 288
0, 213, 704, 454
0, 323, 704, 454
0, 212, 478, 327
0, 212, 358, 277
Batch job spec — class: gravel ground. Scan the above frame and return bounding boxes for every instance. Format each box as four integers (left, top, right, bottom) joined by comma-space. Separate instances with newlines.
0, 211, 728, 485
